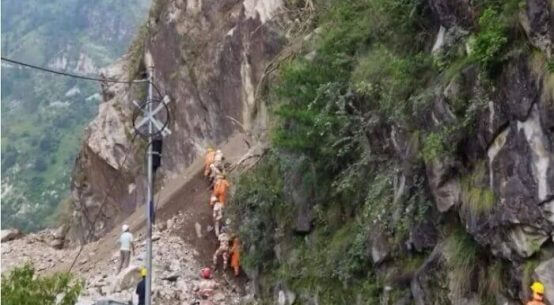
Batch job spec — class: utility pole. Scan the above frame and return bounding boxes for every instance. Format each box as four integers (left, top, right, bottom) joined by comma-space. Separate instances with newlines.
145, 52, 154, 305
132, 51, 171, 305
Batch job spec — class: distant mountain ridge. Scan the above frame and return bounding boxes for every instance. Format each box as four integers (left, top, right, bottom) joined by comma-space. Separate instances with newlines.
1, 0, 150, 232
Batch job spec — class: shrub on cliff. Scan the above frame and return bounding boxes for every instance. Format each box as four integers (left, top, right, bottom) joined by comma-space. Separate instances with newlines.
1, 264, 82, 305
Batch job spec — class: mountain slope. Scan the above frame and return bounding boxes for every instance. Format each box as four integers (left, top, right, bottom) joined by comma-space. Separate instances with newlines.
1, 0, 150, 232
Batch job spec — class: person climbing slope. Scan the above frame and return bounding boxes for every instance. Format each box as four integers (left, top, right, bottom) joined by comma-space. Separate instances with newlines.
229, 237, 241, 277
213, 174, 230, 205
209, 195, 217, 206
208, 164, 222, 189
204, 148, 216, 177
212, 228, 231, 271
135, 267, 147, 305
526, 282, 546, 305
213, 200, 224, 237
117, 224, 134, 273
213, 149, 224, 168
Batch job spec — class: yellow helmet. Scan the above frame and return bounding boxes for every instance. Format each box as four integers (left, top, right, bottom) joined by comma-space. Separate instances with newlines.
531, 281, 544, 294
140, 267, 147, 277
207, 148, 214, 152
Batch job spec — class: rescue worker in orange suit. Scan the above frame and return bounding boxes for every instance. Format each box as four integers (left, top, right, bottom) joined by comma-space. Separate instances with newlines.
526, 281, 546, 305
229, 237, 241, 277
213, 175, 230, 205
212, 227, 230, 271
203, 148, 216, 177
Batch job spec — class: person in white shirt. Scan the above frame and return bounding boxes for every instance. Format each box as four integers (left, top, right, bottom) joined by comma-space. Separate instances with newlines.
118, 224, 134, 273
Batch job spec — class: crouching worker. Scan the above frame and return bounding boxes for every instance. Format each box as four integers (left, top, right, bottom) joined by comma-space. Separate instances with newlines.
230, 237, 241, 277
527, 281, 546, 305
212, 228, 230, 271
194, 267, 218, 299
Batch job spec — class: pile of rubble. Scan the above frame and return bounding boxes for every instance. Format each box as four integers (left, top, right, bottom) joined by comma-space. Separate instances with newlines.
1, 227, 74, 273
1, 214, 245, 305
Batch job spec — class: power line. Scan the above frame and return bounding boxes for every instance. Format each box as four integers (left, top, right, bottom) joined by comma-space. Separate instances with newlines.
1, 56, 147, 84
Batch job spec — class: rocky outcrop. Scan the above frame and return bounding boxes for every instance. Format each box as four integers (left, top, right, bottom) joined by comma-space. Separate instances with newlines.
535, 257, 554, 305
70, 0, 286, 242
1, 229, 22, 242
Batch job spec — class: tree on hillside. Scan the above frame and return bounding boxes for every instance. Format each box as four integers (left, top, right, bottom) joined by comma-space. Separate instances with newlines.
1, 264, 82, 305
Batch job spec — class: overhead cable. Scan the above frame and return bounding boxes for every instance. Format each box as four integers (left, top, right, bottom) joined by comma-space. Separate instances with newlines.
1, 56, 147, 84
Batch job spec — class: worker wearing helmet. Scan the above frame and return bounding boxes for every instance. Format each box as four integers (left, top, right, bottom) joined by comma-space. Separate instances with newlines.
213, 175, 230, 205
194, 267, 218, 300
136, 268, 147, 305
117, 224, 134, 273
527, 281, 546, 305
204, 148, 216, 177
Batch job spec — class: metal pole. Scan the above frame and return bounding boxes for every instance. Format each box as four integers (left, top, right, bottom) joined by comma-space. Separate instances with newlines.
145, 55, 154, 305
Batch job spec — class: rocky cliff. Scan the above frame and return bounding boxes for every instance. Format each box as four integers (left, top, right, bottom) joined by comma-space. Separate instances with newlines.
70, 0, 554, 304
70, 0, 285, 242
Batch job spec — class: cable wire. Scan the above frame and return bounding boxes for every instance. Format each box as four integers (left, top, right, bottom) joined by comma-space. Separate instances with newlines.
1, 56, 147, 84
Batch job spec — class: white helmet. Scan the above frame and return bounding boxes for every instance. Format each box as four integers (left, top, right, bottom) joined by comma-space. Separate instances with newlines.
122, 224, 129, 232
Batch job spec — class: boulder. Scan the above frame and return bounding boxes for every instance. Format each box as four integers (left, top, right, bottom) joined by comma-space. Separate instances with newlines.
534, 258, 554, 305
1, 229, 22, 242
50, 238, 64, 249
53, 225, 68, 240
426, 158, 461, 213
113, 265, 142, 292
369, 232, 390, 265
520, 0, 552, 57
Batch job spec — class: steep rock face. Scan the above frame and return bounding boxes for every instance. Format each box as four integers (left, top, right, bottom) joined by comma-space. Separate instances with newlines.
424, 2, 554, 263
70, 0, 286, 241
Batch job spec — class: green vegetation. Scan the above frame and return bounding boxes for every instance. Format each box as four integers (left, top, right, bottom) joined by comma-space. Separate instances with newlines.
1, 0, 149, 231
461, 162, 496, 219
230, 0, 529, 302
470, 7, 509, 70
1, 264, 82, 305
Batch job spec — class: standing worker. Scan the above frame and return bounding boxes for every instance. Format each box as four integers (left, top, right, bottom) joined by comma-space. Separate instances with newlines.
213, 175, 230, 205
204, 148, 216, 177
229, 237, 241, 277
135, 268, 147, 305
213, 200, 224, 237
117, 224, 134, 273
212, 228, 231, 271
526, 282, 546, 305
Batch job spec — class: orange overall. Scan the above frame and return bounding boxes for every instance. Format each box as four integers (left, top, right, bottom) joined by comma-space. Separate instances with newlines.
230, 238, 240, 276
204, 150, 216, 177
213, 178, 230, 204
